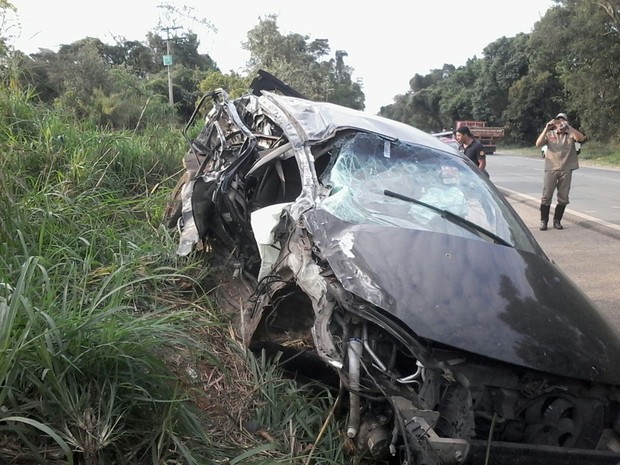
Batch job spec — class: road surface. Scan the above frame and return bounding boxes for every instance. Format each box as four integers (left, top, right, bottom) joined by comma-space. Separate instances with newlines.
490, 153, 620, 229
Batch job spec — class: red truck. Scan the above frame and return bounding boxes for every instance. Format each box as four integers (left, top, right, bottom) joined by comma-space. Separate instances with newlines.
455, 120, 505, 154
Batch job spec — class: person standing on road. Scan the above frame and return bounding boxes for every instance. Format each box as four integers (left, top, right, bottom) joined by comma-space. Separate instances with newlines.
455, 126, 488, 176
535, 112, 585, 231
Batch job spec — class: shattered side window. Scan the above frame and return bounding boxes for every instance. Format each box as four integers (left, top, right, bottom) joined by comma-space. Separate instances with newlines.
318, 133, 535, 250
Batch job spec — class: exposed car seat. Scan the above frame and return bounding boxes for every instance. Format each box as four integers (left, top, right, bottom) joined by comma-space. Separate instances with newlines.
250, 156, 302, 208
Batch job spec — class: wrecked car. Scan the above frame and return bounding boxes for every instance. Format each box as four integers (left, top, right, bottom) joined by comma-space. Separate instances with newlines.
165, 72, 620, 465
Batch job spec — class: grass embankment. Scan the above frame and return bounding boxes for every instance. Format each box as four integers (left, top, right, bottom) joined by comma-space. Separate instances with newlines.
0, 87, 345, 464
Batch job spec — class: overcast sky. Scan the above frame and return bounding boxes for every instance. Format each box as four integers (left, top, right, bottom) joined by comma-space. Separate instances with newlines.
8, 0, 554, 114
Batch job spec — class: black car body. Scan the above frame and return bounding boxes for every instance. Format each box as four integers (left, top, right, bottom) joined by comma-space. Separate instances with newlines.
166, 73, 620, 465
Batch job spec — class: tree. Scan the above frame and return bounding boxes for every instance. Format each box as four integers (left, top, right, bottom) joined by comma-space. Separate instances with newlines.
17, 48, 63, 102
148, 65, 213, 119
55, 40, 113, 117
154, 1, 217, 40
554, 0, 620, 140
107, 37, 160, 77
146, 32, 217, 71
504, 71, 562, 143
380, 60, 481, 131
242, 15, 365, 110
90, 67, 173, 130
198, 70, 250, 99
323, 50, 364, 110
0, 0, 16, 55
436, 60, 480, 127
596, 0, 620, 27
381, 1, 620, 142
474, 34, 531, 125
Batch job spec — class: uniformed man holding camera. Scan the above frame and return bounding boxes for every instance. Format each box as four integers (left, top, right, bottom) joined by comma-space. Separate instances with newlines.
535, 112, 586, 231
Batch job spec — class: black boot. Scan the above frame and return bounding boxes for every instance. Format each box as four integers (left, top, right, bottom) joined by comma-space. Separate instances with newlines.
554, 204, 566, 230
540, 204, 550, 230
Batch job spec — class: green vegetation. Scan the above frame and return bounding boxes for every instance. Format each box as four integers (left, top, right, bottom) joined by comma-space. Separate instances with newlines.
380, 0, 620, 152
576, 141, 620, 167
4, 0, 620, 157
0, 78, 347, 464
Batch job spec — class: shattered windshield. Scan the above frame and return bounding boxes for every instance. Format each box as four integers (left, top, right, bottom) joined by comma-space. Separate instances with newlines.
318, 133, 536, 252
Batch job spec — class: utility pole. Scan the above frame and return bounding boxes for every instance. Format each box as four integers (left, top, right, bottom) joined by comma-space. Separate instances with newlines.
162, 26, 181, 106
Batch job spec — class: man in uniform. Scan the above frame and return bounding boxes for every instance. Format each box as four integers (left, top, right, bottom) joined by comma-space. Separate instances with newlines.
455, 126, 488, 176
535, 112, 585, 231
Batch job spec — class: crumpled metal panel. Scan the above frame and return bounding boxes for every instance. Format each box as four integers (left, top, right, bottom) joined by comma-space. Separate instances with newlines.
304, 208, 620, 386
260, 92, 455, 153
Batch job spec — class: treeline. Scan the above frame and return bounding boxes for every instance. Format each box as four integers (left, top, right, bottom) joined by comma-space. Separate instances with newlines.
2, 1, 619, 145
379, 0, 620, 144
1, 9, 364, 131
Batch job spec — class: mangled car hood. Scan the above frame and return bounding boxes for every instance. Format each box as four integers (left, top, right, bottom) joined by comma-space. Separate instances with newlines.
305, 209, 620, 386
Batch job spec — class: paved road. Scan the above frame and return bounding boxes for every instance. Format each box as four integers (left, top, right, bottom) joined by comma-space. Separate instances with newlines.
490, 153, 620, 229
490, 153, 620, 331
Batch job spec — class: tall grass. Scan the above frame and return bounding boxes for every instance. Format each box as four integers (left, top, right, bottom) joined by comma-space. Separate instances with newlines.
576, 140, 620, 167
0, 77, 221, 464
232, 350, 347, 465
0, 257, 213, 464
0, 70, 350, 465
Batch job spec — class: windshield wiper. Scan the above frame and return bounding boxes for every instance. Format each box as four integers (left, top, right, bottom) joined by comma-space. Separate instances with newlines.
384, 189, 512, 247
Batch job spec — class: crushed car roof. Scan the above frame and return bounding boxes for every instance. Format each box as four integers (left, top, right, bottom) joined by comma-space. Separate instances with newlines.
260, 92, 459, 153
